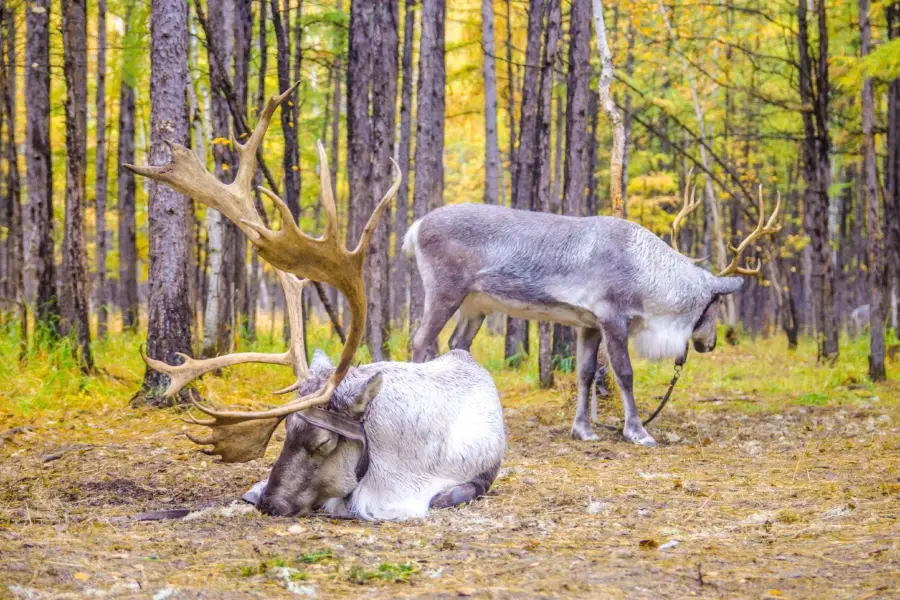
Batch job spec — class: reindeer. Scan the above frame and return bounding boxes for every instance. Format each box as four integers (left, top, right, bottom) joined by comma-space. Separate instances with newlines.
128, 86, 505, 520
404, 179, 779, 446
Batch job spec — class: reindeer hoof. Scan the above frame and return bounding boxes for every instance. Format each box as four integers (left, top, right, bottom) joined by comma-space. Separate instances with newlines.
624, 424, 657, 447
571, 422, 600, 441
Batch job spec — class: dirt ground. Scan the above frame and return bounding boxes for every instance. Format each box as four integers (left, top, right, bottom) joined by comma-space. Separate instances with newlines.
1, 377, 898, 599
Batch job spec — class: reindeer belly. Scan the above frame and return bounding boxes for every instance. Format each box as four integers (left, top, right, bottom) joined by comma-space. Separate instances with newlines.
463, 292, 597, 328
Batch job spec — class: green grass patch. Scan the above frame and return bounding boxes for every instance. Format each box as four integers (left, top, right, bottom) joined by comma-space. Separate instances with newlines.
347, 561, 416, 585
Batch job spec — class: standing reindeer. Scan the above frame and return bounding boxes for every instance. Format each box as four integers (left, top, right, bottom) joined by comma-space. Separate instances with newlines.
404, 181, 779, 446
128, 87, 505, 520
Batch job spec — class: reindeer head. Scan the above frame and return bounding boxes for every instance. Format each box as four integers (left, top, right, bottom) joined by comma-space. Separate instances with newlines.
254, 352, 383, 516
671, 172, 780, 354
128, 86, 400, 513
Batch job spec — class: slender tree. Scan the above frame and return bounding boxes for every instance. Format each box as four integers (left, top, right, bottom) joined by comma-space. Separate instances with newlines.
95, 0, 109, 338
203, 0, 236, 357
347, 0, 373, 342
591, 0, 624, 218
247, 0, 270, 342
233, 0, 252, 337
482, 0, 500, 206
505, 0, 544, 364
391, 0, 416, 325
271, 0, 300, 219
117, 0, 139, 332
563, 0, 591, 218
367, 0, 399, 360
797, 0, 838, 361
536, 0, 560, 388
859, 0, 886, 381
409, 0, 446, 350
887, 2, 900, 331
135, 0, 193, 404
61, 0, 93, 371
25, 0, 58, 333
505, 0, 517, 203
1, 1, 24, 347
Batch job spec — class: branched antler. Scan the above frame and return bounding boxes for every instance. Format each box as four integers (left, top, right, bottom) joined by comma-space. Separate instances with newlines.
718, 185, 781, 277
139, 272, 309, 398
127, 86, 401, 462
671, 168, 702, 254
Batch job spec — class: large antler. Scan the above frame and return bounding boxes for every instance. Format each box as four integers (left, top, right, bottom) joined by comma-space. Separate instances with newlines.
717, 185, 781, 277
127, 87, 401, 461
139, 271, 309, 398
670, 168, 702, 254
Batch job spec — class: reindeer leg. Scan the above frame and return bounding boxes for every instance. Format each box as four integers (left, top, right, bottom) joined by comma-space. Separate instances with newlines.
572, 327, 602, 441
412, 290, 466, 362
429, 463, 498, 509
601, 319, 657, 447
448, 306, 485, 352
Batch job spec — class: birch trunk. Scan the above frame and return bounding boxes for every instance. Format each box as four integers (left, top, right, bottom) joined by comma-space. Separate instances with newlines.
590, 0, 624, 218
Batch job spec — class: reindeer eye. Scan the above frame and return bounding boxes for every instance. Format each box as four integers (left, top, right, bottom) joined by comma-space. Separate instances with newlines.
311, 433, 336, 454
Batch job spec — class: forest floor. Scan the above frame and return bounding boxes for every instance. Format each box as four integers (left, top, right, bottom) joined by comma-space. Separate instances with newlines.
1, 322, 899, 599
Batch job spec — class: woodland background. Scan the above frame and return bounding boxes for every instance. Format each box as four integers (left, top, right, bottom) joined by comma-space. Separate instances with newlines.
0, 0, 898, 400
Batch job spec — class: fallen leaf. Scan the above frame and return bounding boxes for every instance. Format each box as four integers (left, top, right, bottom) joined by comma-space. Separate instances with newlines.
74, 572, 90, 581
639, 539, 659, 550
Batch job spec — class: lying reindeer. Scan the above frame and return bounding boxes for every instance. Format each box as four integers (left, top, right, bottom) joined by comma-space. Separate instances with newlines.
128, 86, 505, 520
404, 180, 779, 446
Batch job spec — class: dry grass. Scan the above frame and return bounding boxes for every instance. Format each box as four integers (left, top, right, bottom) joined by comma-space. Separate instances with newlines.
1, 317, 899, 598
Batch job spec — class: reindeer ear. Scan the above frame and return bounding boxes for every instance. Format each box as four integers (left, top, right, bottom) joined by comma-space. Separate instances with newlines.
309, 349, 334, 377
711, 276, 744, 296
347, 373, 383, 418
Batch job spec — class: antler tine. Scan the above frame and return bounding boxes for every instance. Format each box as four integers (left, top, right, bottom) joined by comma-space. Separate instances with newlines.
316, 141, 340, 241
718, 184, 781, 277
233, 82, 301, 195
671, 168, 702, 253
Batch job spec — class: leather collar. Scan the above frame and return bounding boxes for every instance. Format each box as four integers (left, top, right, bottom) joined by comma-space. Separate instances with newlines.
295, 408, 370, 481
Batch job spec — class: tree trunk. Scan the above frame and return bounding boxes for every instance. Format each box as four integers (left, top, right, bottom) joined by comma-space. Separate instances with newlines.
1, 2, 25, 349
551, 0, 592, 368
505, 0, 517, 204
392, 0, 416, 327
367, 0, 399, 362
482, 0, 500, 206
93, 0, 109, 338
563, 0, 591, 218
797, 0, 838, 361
202, 0, 236, 357
621, 18, 635, 210
136, 0, 193, 404
271, 0, 300, 220
346, 0, 373, 289
585, 89, 599, 216
886, 2, 900, 332
505, 0, 544, 365
859, 0, 885, 381
24, 0, 57, 333
233, 0, 252, 339
61, 0, 93, 371
118, 81, 138, 332
591, 0, 624, 218
536, 0, 560, 388
409, 0, 446, 352
247, 0, 270, 342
